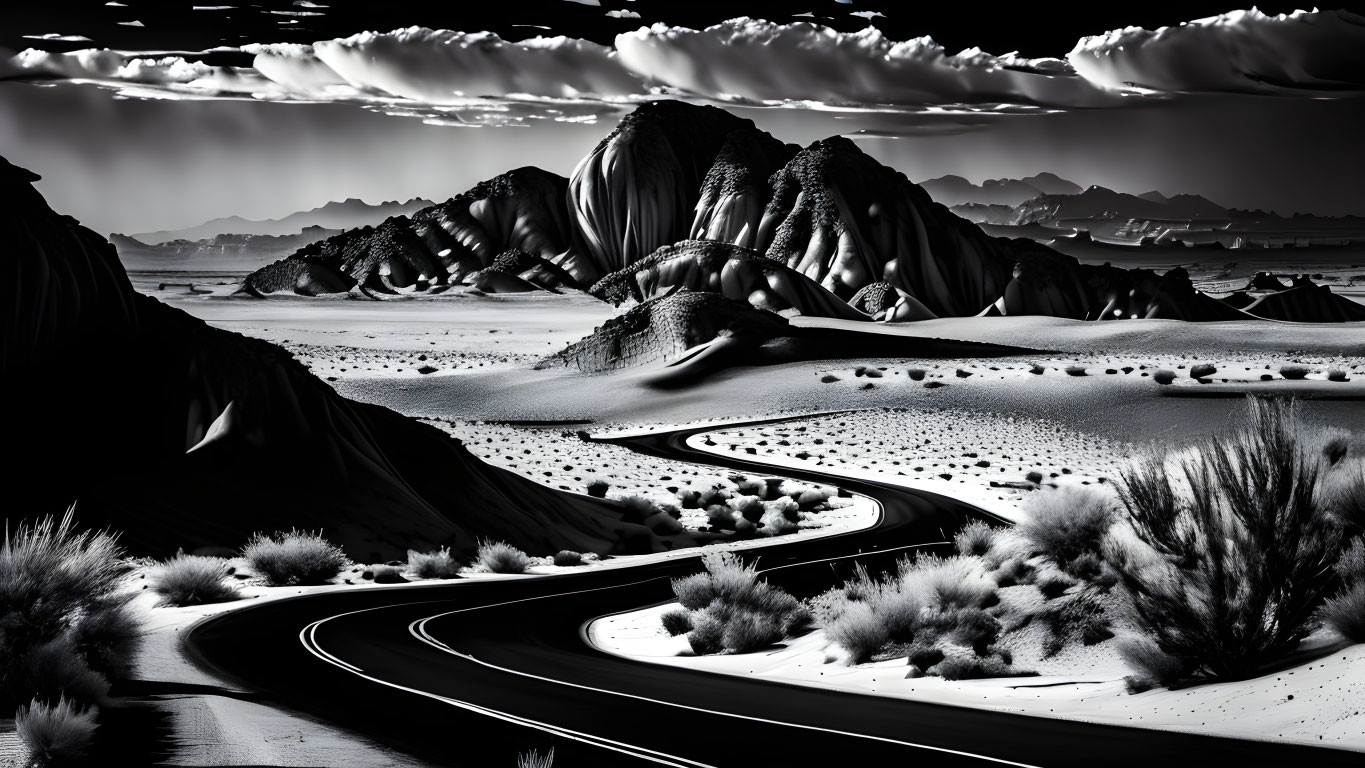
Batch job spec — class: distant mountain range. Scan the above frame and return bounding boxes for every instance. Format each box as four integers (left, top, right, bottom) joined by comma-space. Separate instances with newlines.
129, 197, 436, 244
920, 172, 1082, 208
110, 226, 344, 270
1015, 185, 1228, 224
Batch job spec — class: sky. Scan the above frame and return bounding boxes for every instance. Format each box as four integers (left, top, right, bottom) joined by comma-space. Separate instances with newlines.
1, 2, 1363, 235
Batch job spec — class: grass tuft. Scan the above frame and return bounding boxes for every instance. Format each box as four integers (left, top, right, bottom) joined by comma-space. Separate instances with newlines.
408, 547, 461, 579
474, 540, 532, 574
242, 530, 348, 586
150, 554, 239, 606
17, 696, 99, 765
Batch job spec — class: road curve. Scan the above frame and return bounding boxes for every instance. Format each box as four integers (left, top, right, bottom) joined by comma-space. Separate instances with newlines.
186, 416, 1361, 768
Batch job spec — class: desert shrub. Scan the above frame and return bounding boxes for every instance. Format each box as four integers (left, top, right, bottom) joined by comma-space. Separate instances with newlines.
670, 553, 805, 654
150, 554, 239, 607
1189, 363, 1217, 379
585, 478, 609, 497
1037, 588, 1112, 657
733, 476, 766, 497
1328, 369, 1349, 382
242, 530, 348, 586
408, 547, 460, 579
1324, 467, 1365, 533
660, 608, 693, 636
1323, 584, 1365, 642
954, 520, 997, 557
1025, 471, 1045, 485
672, 573, 715, 611
727, 495, 766, 523
474, 540, 532, 574
720, 608, 784, 652
686, 611, 724, 655
760, 509, 799, 536
898, 555, 998, 610
825, 601, 889, 663
1153, 370, 1176, 385
676, 489, 702, 508
1109, 397, 1344, 683
17, 696, 99, 765
930, 653, 1015, 681
0, 510, 138, 711
705, 505, 736, 530
765, 497, 801, 522
1065, 365, 1087, 377
1116, 634, 1186, 692
698, 487, 731, 508
616, 495, 661, 522
1019, 487, 1116, 577
1279, 364, 1310, 380
517, 746, 555, 768
1336, 537, 1365, 584
551, 550, 583, 567
908, 368, 927, 381
18, 636, 111, 710
733, 518, 757, 537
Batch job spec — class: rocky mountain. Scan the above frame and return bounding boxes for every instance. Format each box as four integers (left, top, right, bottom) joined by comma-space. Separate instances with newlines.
3, 156, 682, 559
949, 204, 1017, 226
131, 196, 436, 244
110, 226, 341, 271
243, 167, 579, 296
588, 239, 866, 321
1015, 185, 1228, 224
234, 100, 1357, 340
568, 101, 761, 279
920, 173, 1082, 208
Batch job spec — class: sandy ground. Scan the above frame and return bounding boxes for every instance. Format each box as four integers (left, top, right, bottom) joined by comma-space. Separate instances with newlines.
137, 282, 1365, 759
589, 603, 1365, 751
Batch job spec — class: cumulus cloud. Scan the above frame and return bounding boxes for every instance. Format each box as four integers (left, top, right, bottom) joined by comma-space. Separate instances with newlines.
1069, 8, 1365, 95
615, 17, 1119, 108
7, 9, 1363, 126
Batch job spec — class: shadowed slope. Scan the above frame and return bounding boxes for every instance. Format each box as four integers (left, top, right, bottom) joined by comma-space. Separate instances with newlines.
3, 157, 677, 560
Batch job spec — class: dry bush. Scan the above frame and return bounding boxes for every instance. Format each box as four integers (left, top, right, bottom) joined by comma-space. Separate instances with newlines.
0, 510, 138, 711
669, 552, 806, 654
1110, 397, 1344, 683
408, 547, 460, 579
516, 746, 555, 768
474, 540, 532, 574
16, 696, 99, 765
1018, 487, 1116, 577
242, 530, 348, 586
150, 554, 239, 606
954, 520, 998, 557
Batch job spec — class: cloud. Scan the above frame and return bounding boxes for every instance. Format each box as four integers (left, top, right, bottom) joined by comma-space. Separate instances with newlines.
614, 17, 1120, 109
1069, 8, 1365, 95
7, 9, 1363, 126
606, 10, 641, 20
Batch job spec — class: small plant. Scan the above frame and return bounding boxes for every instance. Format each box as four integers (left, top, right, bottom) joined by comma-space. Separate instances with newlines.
954, 520, 997, 557
1018, 487, 1115, 577
150, 554, 239, 607
795, 488, 830, 511
585, 478, 610, 497
1328, 369, 1349, 382
242, 530, 349, 586
552, 550, 583, 567
516, 746, 555, 768
408, 547, 460, 579
908, 368, 927, 381
16, 697, 99, 765
660, 608, 693, 636
727, 495, 765, 523
1279, 364, 1310, 380
1065, 365, 1087, 377
760, 509, 799, 536
1116, 634, 1185, 692
825, 601, 889, 663
670, 552, 807, 654
1322, 584, 1365, 642
475, 540, 532, 574
1153, 370, 1176, 385
369, 565, 408, 584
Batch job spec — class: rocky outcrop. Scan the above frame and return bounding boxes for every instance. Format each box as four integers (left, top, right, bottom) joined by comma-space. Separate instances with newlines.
467, 249, 577, 293
538, 290, 789, 373
688, 128, 798, 247
242, 167, 582, 296
588, 239, 867, 321
1241, 283, 1365, 322
4, 156, 679, 560
567, 101, 757, 279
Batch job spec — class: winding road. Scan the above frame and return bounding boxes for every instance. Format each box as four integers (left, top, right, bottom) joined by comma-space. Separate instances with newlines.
186, 418, 1361, 767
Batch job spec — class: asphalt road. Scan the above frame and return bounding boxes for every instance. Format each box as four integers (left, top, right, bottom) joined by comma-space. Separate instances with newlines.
186, 417, 1363, 767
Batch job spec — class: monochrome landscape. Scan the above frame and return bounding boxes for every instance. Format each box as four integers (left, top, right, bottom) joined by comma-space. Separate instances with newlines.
2, 2, 1364, 766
